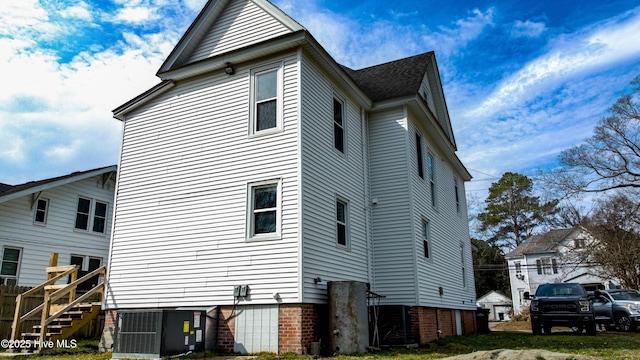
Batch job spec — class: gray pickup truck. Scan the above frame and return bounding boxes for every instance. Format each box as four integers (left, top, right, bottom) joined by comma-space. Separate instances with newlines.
592, 289, 640, 331
526, 283, 596, 335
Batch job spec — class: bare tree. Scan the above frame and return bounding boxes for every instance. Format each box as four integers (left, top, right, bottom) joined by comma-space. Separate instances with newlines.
583, 194, 640, 289
549, 76, 640, 196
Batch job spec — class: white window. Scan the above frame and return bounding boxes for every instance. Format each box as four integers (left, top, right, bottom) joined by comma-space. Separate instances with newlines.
336, 199, 348, 247
1, 247, 21, 284
74, 197, 108, 234
247, 180, 281, 240
250, 63, 283, 135
34, 198, 49, 224
421, 219, 431, 259
515, 261, 522, 277
536, 258, 558, 275
333, 96, 345, 153
70, 255, 102, 271
460, 243, 467, 288
427, 152, 436, 207
454, 177, 460, 213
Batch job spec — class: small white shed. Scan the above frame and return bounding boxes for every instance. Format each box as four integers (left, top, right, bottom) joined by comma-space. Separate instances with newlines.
476, 291, 512, 321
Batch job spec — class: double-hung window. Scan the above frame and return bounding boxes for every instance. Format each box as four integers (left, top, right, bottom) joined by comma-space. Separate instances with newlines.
247, 180, 281, 240
454, 177, 460, 213
536, 258, 558, 275
333, 97, 345, 153
34, 198, 49, 224
427, 152, 436, 207
75, 197, 108, 234
422, 219, 430, 259
336, 199, 348, 247
250, 63, 283, 135
416, 133, 424, 178
1, 247, 21, 284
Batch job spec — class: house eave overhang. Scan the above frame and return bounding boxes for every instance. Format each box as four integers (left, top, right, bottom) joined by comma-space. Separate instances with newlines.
373, 95, 470, 181
0, 165, 117, 204
113, 81, 175, 121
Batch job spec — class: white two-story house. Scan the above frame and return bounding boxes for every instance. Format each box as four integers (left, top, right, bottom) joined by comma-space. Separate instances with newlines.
104, 0, 475, 354
506, 226, 617, 314
0, 166, 116, 287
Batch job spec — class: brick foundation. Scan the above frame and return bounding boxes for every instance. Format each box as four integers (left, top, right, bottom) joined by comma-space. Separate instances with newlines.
410, 307, 477, 344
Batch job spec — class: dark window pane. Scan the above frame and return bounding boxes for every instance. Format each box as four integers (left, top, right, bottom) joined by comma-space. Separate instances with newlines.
95, 202, 107, 217
1, 262, 18, 276
93, 217, 105, 233
35, 210, 46, 223
334, 124, 344, 152
254, 186, 276, 209
424, 240, 429, 258
337, 223, 346, 245
75, 214, 89, 230
257, 100, 277, 130
77, 198, 90, 213
37, 199, 47, 211
333, 98, 343, 125
416, 134, 424, 178
254, 211, 276, 234
88, 258, 101, 271
257, 71, 277, 101
70, 256, 84, 267
3, 248, 20, 262
336, 202, 345, 222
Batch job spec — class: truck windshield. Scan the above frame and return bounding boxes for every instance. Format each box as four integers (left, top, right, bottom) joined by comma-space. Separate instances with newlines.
535, 284, 585, 297
610, 290, 640, 300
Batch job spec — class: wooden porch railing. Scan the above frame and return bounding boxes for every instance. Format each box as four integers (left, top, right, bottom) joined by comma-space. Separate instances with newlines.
10, 264, 107, 342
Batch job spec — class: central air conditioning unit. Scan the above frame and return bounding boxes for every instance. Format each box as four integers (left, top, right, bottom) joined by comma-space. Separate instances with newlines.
112, 310, 206, 359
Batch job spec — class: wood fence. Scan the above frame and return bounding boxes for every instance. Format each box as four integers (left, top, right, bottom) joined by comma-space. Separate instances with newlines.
0, 285, 43, 340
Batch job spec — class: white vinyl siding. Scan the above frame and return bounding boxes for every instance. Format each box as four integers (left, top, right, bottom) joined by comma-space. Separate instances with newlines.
407, 113, 475, 310
187, 0, 292, 64
299, 53, 369, 303
0, 175, 114, 286
107, 53, 300, 309
368, 107, 416, 304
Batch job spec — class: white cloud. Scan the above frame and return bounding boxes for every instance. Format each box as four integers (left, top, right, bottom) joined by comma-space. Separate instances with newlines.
113, 7, 155, 23
422, 8, 495, 57
510, 20, 546, 38
60, 2, 92, 21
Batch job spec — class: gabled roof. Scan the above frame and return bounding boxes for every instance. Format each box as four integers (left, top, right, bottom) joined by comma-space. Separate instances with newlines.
0, 165, 117, 204
506, 227, 584, 258
341, 52, 433, 103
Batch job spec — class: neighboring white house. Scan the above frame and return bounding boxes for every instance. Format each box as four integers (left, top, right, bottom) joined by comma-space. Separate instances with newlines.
0, 166, 116, 287
104, 0, 476, 354
476, 291, 512, 321
506, 226, 618, 314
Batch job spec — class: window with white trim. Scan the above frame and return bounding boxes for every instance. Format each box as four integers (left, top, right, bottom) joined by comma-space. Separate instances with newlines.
536, 258, 558, 275
34, 198, 49, 224
250, 63, 283, 135
247, 180, 281, 240
336, 199, 348, 247
74, 197, 108, 234
460, 243, 467, 288
333, 96, 345, 153
454, 177, 460, 213
1, 247, 21, 284
416, 133, 424, 178
427, 152, 436, 207
421, 219, 431, 258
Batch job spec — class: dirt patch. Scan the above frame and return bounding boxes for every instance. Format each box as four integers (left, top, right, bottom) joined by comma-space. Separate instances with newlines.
439, 348, 603, 360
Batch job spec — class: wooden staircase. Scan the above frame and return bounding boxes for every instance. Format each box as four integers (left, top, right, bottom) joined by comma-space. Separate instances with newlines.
11, 254, 106, 351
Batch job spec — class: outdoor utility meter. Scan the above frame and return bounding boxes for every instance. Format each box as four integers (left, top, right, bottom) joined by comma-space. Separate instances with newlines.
234, 284, 249, 297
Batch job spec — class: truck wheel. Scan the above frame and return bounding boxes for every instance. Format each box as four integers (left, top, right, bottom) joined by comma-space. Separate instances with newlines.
531, 320, 542, 335
617, 315, 635, 332
586, 322, 596, 335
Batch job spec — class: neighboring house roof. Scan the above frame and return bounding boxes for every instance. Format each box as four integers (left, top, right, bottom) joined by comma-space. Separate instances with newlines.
506, 227, 582, 259
341, 52, 433, 102
0, 165, 117, 204
477, 290, 512, 304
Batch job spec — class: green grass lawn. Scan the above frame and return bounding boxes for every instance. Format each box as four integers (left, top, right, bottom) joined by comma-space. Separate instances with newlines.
7, 330, 640, 360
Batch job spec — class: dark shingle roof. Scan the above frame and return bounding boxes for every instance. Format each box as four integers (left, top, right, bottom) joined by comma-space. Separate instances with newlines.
341, 52, 433, 102
507, 228, 576, 258
0, 165, 117, 198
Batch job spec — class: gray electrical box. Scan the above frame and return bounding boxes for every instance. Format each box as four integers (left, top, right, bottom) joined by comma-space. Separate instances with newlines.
234, 284, 249, 297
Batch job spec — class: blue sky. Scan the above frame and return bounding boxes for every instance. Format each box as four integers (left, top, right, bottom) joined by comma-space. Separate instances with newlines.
1, 0, 640, 207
